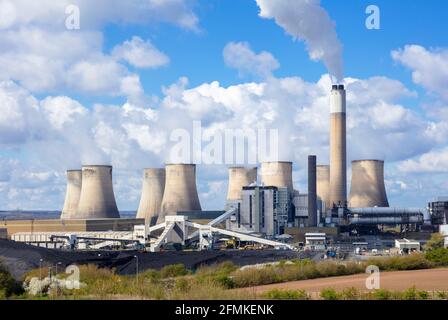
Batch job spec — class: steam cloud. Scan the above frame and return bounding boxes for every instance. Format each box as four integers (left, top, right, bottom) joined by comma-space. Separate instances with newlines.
255, 0, 344, 81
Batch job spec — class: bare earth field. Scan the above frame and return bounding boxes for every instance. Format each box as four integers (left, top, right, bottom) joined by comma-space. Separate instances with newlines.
240, 268, 448, 294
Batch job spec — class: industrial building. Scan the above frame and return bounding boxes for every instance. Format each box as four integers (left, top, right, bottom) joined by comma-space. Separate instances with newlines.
226, 186, 289, 237
428, 197, 448, 225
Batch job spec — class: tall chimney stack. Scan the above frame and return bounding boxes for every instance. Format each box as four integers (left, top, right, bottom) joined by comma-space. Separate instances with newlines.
308, 156, 318, 227
329, 84, 347, 208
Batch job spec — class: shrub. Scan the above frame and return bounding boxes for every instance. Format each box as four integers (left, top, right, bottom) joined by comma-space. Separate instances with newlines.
320, 288, 340, 300
367, 254, 433, 271
0, 263, 24, 298
402, 287, 418, 300
417, 290, 429, 300
341, 287, 360, 300
425, 248, 448, 265
437, 291, 448, 300
264, 289, 309, 300
373, 289, 393, 300
160, 264, 190, 278
424, 233, 445, 251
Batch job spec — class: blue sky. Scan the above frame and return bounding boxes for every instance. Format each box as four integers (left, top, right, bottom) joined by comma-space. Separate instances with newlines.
93, 0, 448, 102
0, 0, 447, 211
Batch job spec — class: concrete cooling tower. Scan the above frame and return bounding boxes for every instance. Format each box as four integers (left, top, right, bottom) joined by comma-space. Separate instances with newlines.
227, 167, 257, 201
349, 160, 389, 208
160, 164, 202, 220
60, 170, 82, 220
260, 161, 294, 194
317, 165, 330, 209
76, 165, 120, 219
136, 168, 166, 226
329, 84, 347, 207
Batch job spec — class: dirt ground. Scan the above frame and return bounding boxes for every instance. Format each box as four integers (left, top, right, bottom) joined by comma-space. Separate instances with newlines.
240, 268, 448, 294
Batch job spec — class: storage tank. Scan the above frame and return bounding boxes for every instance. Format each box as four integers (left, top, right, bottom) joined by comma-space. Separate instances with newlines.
60, 170, 82, 220
260, 161, 294, 194
159, 164, 202, 222
329, 84, 347, 207
349, 160, 389, 208
75, 165, 120, 219
136, 168, 165, 226
227, 167, 257, 201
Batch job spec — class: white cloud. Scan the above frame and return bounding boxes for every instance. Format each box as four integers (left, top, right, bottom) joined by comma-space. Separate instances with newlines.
0, 1, 197, 101
255, 0, 344, 81
392, 45, 448, 100
223, 42, 279, 78
398, 148, 448, 174
0, 0, 199, 31
113, 36, 170, 69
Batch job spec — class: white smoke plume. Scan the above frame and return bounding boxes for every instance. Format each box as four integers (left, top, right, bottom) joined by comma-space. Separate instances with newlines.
255, 0, 344, 81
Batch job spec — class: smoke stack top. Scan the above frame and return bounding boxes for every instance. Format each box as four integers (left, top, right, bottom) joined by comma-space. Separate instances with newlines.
330, 84, 346, 114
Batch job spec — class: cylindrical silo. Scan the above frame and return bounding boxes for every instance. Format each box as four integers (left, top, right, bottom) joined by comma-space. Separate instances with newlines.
349, 160, 389, 208
159, 164, 202, 222
75, 165, 120, 219
60, 170, 82, 220
136, 168, 165, 226
227, 167, 257, 201
317, 165, 330, 210
329, 84, 347, 207
260, 161, 294, 194
308, 156, 318, 227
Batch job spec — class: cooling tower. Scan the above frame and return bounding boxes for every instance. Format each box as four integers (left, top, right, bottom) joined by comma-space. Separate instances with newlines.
349, 160, 389, 208
60, 170, 82, 220
317, 165, 330, 209
308, 156, 318, 227
159, 164, 202, 221
136, 168, 166, 226
260, 161, 294, 194
227, 167, 257, 201
76, 165, 120, 219
329, 84, 347, 207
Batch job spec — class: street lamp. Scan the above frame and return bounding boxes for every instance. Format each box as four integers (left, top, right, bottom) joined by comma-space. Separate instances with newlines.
39, 259, 43, 297
55, 262, 62, 275
134, 255, 139, 286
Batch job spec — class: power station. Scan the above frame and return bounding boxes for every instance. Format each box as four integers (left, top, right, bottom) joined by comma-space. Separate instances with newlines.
7, 84, 446, 253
